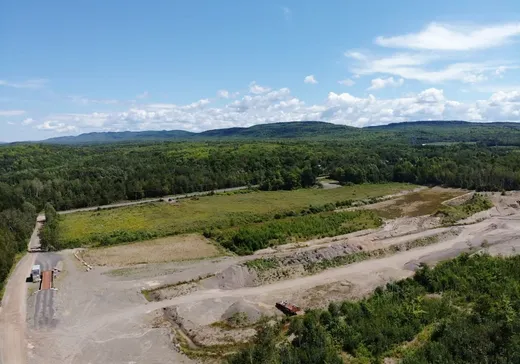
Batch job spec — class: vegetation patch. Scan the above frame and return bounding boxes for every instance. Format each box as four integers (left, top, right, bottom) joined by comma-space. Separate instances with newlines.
206, 210, 382, 255
244, 258, 280, 271
59, 183, 412, 248
436, 193, 493, 225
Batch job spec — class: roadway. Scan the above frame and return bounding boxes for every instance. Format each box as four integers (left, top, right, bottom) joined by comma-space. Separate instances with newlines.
58, 185, 253, 214
0, 221, 40, 364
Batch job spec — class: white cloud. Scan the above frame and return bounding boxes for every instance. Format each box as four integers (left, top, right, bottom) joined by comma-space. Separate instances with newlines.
69, 96, 119, 105
217, 89, 230, 99
0, 110, 25, 116
495, 66, 508, 78
344, 51, 367, 61
249, 81, 271, 94
376, 22, 520, 51
22, 118, 34, 125
304, 75, 318, 84
136, 91, 149, 99
29, 84, 520, 135
368, 77, 404, 90
348, 51, 502, 84
36, 120, 78, 133
338, 79, 355, 86
0, 79, 47, 89
347, 22, 519, 86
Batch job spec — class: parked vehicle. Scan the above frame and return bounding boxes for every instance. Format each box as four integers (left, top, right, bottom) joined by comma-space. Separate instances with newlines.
31, 264, 41, 283
275, 300, 302, 316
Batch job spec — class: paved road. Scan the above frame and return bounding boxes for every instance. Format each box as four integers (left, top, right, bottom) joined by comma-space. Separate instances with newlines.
58, 185, 253, 214
0, 221, 41, 364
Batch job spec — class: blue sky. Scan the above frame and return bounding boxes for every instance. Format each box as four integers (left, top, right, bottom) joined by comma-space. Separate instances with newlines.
1, 0, 520, 142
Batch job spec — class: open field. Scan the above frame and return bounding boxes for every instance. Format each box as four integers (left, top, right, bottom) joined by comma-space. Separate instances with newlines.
59, 183, 417, 247
81, 234, 223, 266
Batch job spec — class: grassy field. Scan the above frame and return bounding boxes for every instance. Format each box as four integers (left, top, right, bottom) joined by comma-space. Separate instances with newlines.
60, 183, 416, 247
81, 234, 222, 266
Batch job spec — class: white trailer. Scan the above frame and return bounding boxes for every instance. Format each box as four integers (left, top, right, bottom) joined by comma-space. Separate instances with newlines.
31, 264, 41, 283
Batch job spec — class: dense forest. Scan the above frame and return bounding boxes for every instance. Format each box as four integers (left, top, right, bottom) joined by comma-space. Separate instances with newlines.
2, 127, 520, 211
229, 254, 520, 363
0, 183, 37, 295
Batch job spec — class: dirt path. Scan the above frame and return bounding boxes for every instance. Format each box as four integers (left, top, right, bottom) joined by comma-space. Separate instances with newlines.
0, 221, 41, 364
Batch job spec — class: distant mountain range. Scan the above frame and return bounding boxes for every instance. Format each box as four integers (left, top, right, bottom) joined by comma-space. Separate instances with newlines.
40, 121, 358, 144
11, 120, 520, 145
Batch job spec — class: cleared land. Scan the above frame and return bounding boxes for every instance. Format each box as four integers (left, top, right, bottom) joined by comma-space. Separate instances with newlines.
360, 187, 467, 218
81, 234, 222, 266
60, 183, 417, 247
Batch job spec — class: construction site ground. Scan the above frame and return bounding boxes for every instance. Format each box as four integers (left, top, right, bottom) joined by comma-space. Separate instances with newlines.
18, 189, 520, 364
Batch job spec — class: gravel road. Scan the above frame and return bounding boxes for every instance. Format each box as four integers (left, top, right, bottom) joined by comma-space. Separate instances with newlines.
0, 221, 41, 364
58, 185, 253, 214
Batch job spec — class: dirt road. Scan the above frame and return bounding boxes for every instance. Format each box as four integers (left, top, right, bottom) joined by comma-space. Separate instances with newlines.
0, 221, 41, 364
58, 185, 253, 214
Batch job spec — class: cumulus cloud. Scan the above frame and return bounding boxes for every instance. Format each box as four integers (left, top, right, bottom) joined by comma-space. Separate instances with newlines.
304, 75, 318, 84
28, 84, 520, 134
338, 79, 355, 86
22, 118, 34, 125
249, 81, 271, 94
376, 22, 520, 51
217, 89, 230, 99
0, 79, 47, 89
0, 110, 25, 116
368, 77, 404, 90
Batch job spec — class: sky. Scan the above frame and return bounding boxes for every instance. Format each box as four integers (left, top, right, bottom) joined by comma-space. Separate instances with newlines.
1, 0, 520, 142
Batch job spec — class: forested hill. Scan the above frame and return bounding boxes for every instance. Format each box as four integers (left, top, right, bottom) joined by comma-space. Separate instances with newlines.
41, 121, 356, 144
35, 120, 520, 145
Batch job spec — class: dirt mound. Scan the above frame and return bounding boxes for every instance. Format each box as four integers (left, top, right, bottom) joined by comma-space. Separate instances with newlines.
221, 299, 269, 325
282, 242, 360, 266
217, 265, 258, 289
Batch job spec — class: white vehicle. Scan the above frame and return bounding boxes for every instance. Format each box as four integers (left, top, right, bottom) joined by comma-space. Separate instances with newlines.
31, 264, 41, 283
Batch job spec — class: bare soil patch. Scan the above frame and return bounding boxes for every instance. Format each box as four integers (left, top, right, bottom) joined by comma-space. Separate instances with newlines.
82, 234, 222, 266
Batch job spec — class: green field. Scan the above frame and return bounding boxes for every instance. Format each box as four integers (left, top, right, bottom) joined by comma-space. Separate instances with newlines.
59, 183, 416, 247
